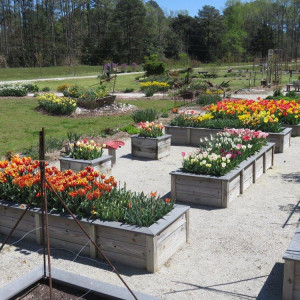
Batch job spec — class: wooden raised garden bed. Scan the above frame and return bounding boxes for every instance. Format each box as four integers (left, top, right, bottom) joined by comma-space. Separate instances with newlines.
59, 155, 112, 173
282, 224, 300, 300
0, 266, 159, 300
131, 134, 171, 160
170, 143, 275, 208
0, 200, 189, 273
285, 124, 300, 137
165, 125, 292, 153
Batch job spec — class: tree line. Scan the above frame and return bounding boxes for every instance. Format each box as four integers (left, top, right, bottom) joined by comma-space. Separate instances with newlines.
0, 0, 299, 67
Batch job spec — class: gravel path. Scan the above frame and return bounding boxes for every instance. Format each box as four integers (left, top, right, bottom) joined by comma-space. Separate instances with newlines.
1, 135, 300, 299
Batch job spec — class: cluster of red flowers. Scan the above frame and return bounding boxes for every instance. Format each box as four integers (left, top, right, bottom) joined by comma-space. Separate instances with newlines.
0, 155, 117, 202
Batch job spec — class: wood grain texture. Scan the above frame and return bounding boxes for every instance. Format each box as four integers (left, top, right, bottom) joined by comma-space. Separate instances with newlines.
283, 260, 295, 300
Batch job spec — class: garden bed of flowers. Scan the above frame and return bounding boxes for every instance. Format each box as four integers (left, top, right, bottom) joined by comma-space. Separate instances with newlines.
170, 99, 300, 133
0, 155, 174, 227
181, 128, 268, 176
0, 83, 39, 97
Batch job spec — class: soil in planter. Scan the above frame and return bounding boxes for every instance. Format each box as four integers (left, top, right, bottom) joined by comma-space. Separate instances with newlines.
13, 281, 107, 300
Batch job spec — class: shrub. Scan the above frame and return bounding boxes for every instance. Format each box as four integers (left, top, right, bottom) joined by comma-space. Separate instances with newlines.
123, 88, 134, 93
196, 94, 222, 105
131, 109, 158, 123
42, 87, 50, 92
63, 84, 81, 98
0, 156, 174, 227
57, 83, 71, 92
38, 93, 77, 115
143, 54, 166, 76
0, 84, 28, 97
22, 83, 39, 92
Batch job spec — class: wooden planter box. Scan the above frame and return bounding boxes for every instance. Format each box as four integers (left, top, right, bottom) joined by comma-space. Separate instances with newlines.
284, 124, 300, 137
283, 225, 300, 300
0, 200, 189, 273
165, 125, 292, 153
131, 134, 171, 160
170, 143, 275, 208
59, 155, 112, 173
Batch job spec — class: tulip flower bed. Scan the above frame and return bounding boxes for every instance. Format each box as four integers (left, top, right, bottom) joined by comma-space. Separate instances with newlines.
166, 99, 296, 152
170, 129, 275, 207
0, 156, 190, 272
60, 138, 112, 173
131, 122, 171, 159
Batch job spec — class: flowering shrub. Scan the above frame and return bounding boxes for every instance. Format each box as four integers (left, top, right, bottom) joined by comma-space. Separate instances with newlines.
182, 128, 268, 176
67, 139, 104, 160
57, 83, 71, 92
138, 122, 164, 138
37, 93, 77, 115
0, 156, 174, 226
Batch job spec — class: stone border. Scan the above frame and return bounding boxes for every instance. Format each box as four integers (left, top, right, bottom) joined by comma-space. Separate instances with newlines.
0, 201, 189, 273
165, 125, 292, 153
0, 266, 160, 300
170, 143, 275, 208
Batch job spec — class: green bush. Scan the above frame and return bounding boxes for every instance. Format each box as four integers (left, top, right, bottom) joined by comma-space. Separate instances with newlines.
63, 84, 81, 98
143, 54, 166, 76
123, 88, 134, 93
22, 83, 39, 92
42, 87, 50, 92
196, 94, 222, 105
131, 109, 158, 123
161, 111, 169, 118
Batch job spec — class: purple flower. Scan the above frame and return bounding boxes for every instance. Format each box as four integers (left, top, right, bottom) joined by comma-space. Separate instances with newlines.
121, 63, 127, 70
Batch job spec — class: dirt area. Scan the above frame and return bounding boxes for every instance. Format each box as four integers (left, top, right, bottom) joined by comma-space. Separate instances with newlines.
15, 282, 102, 300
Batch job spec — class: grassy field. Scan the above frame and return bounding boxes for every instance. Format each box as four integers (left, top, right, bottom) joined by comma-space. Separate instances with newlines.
0, 98, 181, 156
34, 74, 141, 92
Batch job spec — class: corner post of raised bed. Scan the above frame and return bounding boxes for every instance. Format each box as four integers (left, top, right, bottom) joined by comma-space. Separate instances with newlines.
186, 128, 191, 145
171, 174, 176, 201
35, 214, 43, 245
263, 153, 266, 173
240, 170, 244, 194
221, 180, 229, 208
271, 144, 275, 166
252, 160, 256, 183
146, 235, 158, 273
89, 223, 97, 259
283, 260, 295, 300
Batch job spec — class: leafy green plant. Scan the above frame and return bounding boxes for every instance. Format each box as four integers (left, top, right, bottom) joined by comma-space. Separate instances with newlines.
196, 94, 222, 105
123, 88, 134, 93
0, 84, 28, 96
119, 124, 140, 135
22, 83, 39, 92
131, 109, 158, 123
63, 84, 81, 98
161, 111, 169, 118
42, 87, 50, 92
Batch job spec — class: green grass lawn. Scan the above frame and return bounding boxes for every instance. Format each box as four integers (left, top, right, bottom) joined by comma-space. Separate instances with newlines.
34, 73, 141, 92
0, 98, 180, 156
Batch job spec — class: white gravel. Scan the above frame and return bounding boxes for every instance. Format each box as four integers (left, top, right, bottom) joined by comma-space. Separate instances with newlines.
1, 134, 300, 299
